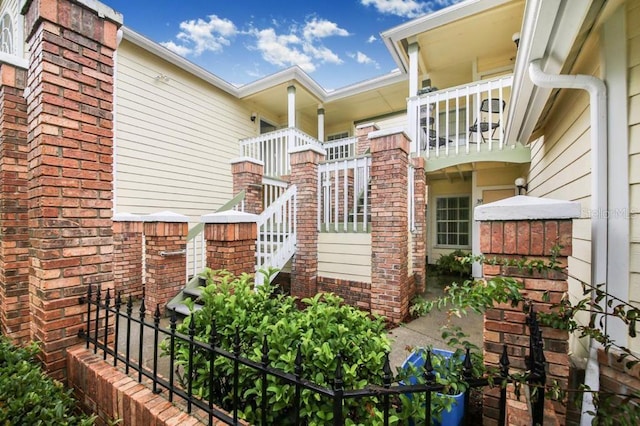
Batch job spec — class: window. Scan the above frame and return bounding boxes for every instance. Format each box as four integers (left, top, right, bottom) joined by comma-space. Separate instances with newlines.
435, 196, 470, 246
0, 13, 13, 54
327, 131, 349, 141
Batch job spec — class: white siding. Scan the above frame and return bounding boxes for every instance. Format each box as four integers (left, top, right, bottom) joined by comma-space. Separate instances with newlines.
318, 233, 371, 282
115, 41, 255, 219
627, 0, 640, 353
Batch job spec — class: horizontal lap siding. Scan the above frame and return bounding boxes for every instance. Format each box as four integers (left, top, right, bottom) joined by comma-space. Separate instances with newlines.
318, 233, 371, 282
628, 0, 640, 352
115, 41, 254, 219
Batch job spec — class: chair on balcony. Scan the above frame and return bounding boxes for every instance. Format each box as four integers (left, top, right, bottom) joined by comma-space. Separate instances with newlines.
468, 98, 505, 143
420, 115, 449, 150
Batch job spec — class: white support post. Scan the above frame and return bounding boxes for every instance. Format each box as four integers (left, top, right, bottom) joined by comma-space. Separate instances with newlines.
317, 106, 325, 142
287, 85, 296, 129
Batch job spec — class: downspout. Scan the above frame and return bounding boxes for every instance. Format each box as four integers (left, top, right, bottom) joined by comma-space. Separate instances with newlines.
528, 59, 606, 425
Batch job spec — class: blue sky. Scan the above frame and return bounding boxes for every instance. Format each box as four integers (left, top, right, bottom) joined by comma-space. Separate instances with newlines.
104, 0, 460, 90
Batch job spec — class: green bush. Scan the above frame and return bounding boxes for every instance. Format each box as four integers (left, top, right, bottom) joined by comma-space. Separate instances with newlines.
434, 250, 472, 277
164, 268, 395, 425
0, 336, 94, 425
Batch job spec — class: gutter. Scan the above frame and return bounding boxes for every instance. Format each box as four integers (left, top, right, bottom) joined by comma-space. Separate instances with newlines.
528, 59, 607, 425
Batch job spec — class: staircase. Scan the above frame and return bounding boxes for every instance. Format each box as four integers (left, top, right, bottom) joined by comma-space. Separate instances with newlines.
167, 185, 297, 315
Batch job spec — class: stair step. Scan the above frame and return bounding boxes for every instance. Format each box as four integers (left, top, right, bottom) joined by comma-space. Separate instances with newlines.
171, 303, 203, 317
183, 286, 202, 298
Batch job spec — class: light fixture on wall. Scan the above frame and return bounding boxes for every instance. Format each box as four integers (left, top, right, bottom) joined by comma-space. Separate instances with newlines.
154, 73, 170, 83
512, 32, 521, 49
515, 177, 528, 195
250, 112, 257, 122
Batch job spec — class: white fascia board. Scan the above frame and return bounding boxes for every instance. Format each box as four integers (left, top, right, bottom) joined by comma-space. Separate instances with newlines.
380, 0, 513, 72
237, 66, 326, 100
325, 69, 406, 102
122, 27, 240, 98
504, 0, 595, 145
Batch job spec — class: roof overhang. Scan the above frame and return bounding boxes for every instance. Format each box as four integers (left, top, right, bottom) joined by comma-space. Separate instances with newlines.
381, 0, 514, 73
504, 0, 605, 145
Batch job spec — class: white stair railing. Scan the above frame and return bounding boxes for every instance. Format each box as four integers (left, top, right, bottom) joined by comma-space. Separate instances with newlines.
255, 185, 297, 285
324, 136, 357, 161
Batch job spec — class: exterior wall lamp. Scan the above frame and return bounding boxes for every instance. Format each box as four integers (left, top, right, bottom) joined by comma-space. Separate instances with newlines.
250, 112, 257, 122
515, 177, 528, 195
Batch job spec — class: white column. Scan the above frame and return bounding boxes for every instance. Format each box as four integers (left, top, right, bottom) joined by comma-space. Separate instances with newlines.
317, 106, 325, 141
287, 85, 296, 128
408, 42, 419, 97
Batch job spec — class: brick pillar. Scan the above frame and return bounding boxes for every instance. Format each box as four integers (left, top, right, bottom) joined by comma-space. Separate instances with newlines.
290, 145, 324, 299
355, 122, 379, 156
142, 212, 188, 314
231, 157, 263, 214
24, 0, 122, 379
112, 213, 143, 298
475, 197, 580, 426
370, 129, 410, 324
0, 64, 29, 343
411, 157, 426, 295
202, 211, 258, 277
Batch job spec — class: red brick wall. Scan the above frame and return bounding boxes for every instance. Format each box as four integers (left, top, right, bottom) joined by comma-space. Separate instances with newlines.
411, 157, 426, 295
369, 131, 410, 323
144, 222, 187, 313
598, 347, 640, 405
355, 123, 378, 156
113, 221, 143, 298
317, 277, 371, 311
0, 64, 29, 343
24, 0, 120, 379
67, 346, 245, 425
480, 219, 572, 426
232, 159, 263, 214
204, 222, 256, 276
290, 148, 323, 299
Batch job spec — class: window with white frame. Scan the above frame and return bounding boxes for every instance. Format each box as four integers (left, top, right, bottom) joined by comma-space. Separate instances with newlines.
327, 131, 349, 141
435, 196, 470, 246
0, 13, 13, 54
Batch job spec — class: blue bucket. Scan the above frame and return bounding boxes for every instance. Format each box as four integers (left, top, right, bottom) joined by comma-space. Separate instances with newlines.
400, 348, 465, 426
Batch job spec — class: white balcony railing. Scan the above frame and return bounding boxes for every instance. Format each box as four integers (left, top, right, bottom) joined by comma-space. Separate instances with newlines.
318, 156, 371, 232
240, 128, 323, 177
408, 75, 514, 159
323, 136, 357, 161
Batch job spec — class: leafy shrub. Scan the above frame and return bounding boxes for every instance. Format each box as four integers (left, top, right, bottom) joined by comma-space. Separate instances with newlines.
164, 269, 395, 425
0, 336, 94, 425
434, 250, 472, 277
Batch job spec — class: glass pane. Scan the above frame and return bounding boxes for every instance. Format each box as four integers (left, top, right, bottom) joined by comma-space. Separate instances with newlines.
459, 235, 469, 246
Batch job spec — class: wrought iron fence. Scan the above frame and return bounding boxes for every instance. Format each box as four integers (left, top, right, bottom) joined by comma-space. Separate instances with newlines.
78, 286, 547, 425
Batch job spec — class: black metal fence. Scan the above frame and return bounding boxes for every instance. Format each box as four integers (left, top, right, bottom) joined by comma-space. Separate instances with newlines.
78, 286, 547, 425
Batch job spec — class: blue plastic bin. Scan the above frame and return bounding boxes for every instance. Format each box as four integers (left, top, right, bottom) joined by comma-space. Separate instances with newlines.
400, 348, 465, 426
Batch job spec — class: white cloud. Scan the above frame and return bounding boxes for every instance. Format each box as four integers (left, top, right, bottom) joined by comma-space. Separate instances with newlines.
360, 0, 461, 18
162, 15, 237, 57
303, 18, 350, 40
254, 28, 315, 72
367, 35, 377, 43
250, 17, 349, 73
160, 40, 193, 56
356, 51, 374, 65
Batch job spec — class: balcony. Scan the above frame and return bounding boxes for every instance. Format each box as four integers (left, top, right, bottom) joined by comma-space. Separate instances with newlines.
407, 75, 530, 172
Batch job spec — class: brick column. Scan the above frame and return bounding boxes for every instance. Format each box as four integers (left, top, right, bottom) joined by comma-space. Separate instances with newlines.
112, 213, 143, 298
411, 157, 426, 295
355, 122, 379, 156
24, 0, 122, 379
202, 211, 258, 277
0, 64, 29, 343
142, 212, 188, 314
370, 129, 410, 324
475, 197, 580, 426
290, 145, 324, 299
231, 157, 263, 214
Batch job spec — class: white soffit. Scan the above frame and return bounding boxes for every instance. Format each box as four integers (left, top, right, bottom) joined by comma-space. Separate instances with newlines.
474, 195, 581, 221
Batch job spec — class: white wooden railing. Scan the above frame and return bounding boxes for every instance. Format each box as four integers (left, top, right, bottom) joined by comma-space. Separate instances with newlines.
408, 74, 513, 159
323, 136, 357, 161
186, 191, 246, 280
263, 177, 288, 211
318, 156, 371, 232
240, 128, 323, 177
255, 185, 297, 285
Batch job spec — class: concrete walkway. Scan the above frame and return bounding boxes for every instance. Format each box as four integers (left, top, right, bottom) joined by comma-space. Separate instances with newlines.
387, 276, 483, 370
